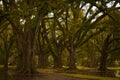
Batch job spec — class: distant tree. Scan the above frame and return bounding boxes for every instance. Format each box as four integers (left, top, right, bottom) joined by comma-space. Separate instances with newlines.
0, 25, 14, 72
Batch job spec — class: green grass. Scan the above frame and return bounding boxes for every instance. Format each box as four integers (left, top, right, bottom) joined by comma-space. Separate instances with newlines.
37, 68, 119, 80
61, 73, 119, 80
0, 65, 16, 69
108, 67, 120, 70
0, 65, 4, 68
77, 66, 120, 70
0, 65, 119, 80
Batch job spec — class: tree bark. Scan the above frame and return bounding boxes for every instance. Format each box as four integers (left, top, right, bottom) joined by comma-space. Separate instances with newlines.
98, 34, 111, 71
17, 17, 36, 75
4, 51, 9, 72
53, 53, 62, 68
67, 36, 76, 69
99, 52, 108, 71
38, 53, 49, 68
68, 49, 76, 69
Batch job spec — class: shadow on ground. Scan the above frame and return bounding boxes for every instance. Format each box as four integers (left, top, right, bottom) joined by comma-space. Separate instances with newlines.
0, 73, 95, 80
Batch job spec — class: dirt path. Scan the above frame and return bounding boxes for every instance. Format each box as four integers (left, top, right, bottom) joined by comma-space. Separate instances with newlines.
0, 73, 92, 80
12, 73, 90, 80
0, 68, 97, 80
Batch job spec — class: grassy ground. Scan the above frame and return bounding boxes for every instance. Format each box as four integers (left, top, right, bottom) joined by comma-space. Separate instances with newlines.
0, 65, 120, 80
108, 67, 120, 70
37, 67, 120, 80
61, 73, 119, 80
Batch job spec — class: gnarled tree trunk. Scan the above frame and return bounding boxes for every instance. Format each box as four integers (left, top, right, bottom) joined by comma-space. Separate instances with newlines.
38, 53, 49, 68
53, 52, 62, 68
17, 18, 36, 75
99, 52, 108, 71
99, 34, 111, 71
68, 48, 76, 69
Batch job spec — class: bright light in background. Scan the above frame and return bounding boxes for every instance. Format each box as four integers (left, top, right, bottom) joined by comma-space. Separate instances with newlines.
82, 3, 98, 20
91, 12, 103, 23
0, 1, 3, 9
106, 1, 115, 8
106, 1, 120, 8
0, 1, 3, 5
0, 1, 2, 4
116, 3, 120, 7
82, 3, 91, 13
98, 12, 103, 16
91, 6, 97, 10
31, 15, 35, 19
48, 12, 54, 18
20, 19, 26, 25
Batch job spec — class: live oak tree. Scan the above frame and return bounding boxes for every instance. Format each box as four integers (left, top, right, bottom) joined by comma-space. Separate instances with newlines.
62, 0, 108, 69
1, 0, 50, 75
0, 0, 120, 75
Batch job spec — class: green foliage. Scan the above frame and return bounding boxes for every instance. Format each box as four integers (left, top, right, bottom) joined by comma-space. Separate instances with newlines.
0, 0, 120, 75
63, 73, 119, 80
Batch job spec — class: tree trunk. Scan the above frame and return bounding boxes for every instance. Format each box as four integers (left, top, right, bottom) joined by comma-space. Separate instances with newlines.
17, 34, 36, 75
4, 51, 9, 72
3, 40, 10, 73
53, 53, 62, 68
99, 52, 108, 71
17, 18, 36, 75
38, 53, 49, 68
16, 33, 24, 71
98, 34, 111, 71
68, 36, 76, 69
68, 48, 76, 69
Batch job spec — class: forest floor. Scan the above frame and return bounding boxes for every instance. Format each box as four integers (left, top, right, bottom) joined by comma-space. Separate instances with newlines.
36, 68, 119, 80
0, 66, 120, 80
1, 68, 95, 80
9, 73, 92, 80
